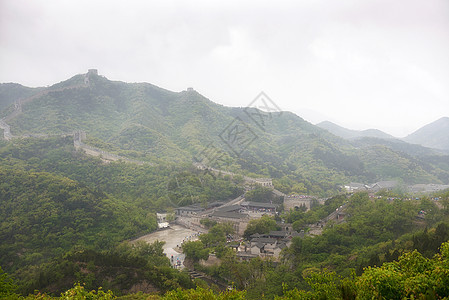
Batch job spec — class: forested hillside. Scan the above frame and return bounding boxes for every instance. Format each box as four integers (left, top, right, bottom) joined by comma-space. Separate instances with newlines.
2, 72, 449, 299
2, 72, 448, 196
317, 120, 395, 140
2, 190, 449, 299
0, 83, 42, 114
0, 166, 157, 272
404, 117, 449, 151
0, 137, 244, 209
0, 136, 244, 294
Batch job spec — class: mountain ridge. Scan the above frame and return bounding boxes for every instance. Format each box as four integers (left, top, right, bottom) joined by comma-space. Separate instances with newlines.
317, 119, 449, 152
404, 117, 449, 151
317, 120, 396, 140
1, 70, 449, 193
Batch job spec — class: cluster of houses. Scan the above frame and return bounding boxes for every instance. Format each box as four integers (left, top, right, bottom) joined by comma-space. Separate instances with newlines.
408, 184, 449, 194
172, 168, 318, 259
175, 200, 280, 235
344, 181, 449, 195
243, 230, 303, 259
343, 181, 398, 193
174, 194, 309, 260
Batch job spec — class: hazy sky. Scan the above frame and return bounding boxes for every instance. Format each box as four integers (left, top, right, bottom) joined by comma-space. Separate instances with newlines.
1, 0, 448, 137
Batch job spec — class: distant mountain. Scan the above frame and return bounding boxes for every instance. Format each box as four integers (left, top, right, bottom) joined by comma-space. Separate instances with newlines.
0, 83, 42, 116
1, 70, 448, 193
350, 136, 446, 157
317, 121, 395, 140
403, 117, 449, 151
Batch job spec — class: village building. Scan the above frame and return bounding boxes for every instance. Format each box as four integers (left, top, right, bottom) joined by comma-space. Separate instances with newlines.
209, 210, 249, 235
156, 213, 170, 229
235, 230, 303, 260
343, 182, 368, 193
241, 201, 277, 213
408, 184, 449, 194
283, 195, 319, 211
367, 181, 398, 193
175, 204, 204, 217
343, 181, 398, 194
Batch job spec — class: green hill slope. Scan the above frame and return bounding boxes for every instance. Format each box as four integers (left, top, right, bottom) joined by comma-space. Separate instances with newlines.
317, 120, 395, 140
2, 72, 448, 192
404, 117, 449, 150
0, 166, 158, 272
0, 83, 43, 115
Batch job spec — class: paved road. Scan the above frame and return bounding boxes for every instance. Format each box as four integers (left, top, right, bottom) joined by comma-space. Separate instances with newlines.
132, 224, 201, 269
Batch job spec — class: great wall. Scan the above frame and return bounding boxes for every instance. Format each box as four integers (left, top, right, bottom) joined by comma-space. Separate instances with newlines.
0, 70, 330, 217
0, 71, 343, 252
0, 70, 152, 166
0, 70, 279, 185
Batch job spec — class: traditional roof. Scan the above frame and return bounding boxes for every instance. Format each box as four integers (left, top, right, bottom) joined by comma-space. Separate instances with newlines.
207, 201, 225, 209
215, 204, 242, 213
290, 231, 304, 238
241, 201, 277, 209
176, 205, 204, 212
368, 181, 398, 190
275, 243, 287, 250
252, 242, 265, 249
268, 231, 290, 238
211, 211, 248, 220
251, 237, 277, 244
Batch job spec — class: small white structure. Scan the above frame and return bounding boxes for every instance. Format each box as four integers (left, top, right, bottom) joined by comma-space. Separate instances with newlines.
156, 213, 170, 229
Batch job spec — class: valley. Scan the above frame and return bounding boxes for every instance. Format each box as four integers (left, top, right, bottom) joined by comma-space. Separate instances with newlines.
1, 71, 449, 299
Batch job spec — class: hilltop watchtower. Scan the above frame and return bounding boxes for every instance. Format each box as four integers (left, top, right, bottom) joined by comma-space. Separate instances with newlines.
84, 69, 98, 85
88, 69, 98, 76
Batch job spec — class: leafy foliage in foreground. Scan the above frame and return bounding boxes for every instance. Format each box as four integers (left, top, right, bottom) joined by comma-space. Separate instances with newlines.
15, 241, 194, 296
0, 137, 244, 295
192, 192, 449, 298
3, 241, 449, 299
0, 166, 157, 273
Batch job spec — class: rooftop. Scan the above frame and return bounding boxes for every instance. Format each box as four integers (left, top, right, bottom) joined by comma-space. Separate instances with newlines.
241, 201, 277, 209
215, 204, 242, 213
211, 211, 249, 220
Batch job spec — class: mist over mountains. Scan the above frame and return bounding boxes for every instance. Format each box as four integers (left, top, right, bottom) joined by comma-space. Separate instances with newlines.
404, 117, 449, 151
317, 118, 449, 152
1, 71, 449, 193
1, 70, 449, 299
316, 121, 396, 140
317, 119, 449, 152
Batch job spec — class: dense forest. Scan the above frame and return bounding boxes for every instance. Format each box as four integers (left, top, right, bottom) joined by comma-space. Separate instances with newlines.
0, 137, 244, 296
175, 191, 449, 299
4, 237, 449, 299
2, 191, 449, 298
1, 73, 449, 299
2, 73, 449, 197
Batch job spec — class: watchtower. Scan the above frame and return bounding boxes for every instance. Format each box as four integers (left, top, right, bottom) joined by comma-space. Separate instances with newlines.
88, 69, 98, 76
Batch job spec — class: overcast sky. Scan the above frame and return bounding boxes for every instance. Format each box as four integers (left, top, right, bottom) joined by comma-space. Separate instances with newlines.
1, 0, 448, 137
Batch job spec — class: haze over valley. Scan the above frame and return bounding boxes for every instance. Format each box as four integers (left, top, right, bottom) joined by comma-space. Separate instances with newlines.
1, 1, 449, 299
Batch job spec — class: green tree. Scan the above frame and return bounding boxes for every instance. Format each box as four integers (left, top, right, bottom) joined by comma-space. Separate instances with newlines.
357, 242, 449, 299
245, 186, 276, 203
182, 241, 209, 262
59, 283, 114, 300
243, 216, 278, 239
200, 218, 217, 229
0, 267, 17, 297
